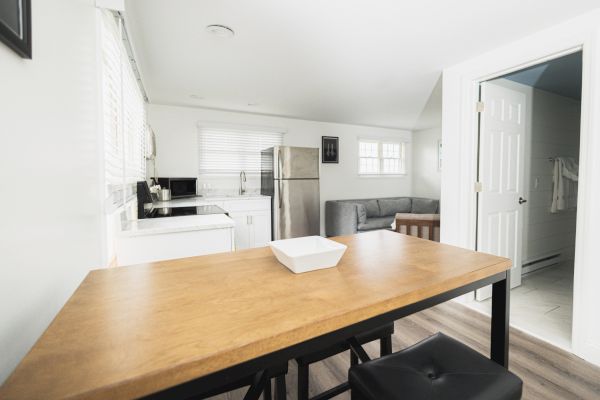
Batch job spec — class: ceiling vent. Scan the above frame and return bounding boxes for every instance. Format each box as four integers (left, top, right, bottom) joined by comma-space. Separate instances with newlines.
205, 24, 235, 38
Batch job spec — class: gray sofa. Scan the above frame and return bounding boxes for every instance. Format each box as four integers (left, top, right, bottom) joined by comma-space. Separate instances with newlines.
325, 197, 439, 237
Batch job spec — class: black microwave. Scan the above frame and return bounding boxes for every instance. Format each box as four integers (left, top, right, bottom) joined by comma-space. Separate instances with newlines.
157, 177, 197, 198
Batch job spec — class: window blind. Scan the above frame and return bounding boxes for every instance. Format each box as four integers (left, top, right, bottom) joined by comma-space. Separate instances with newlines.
101, 11, 147, 208
198, 127, 283, 175
101, 11, 124, 207
123, 60, 146, 183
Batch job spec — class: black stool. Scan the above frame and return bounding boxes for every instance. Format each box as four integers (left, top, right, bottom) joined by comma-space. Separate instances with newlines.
295, 323, 394, 400
195, 363, 287, 399
349, 332, 522, 400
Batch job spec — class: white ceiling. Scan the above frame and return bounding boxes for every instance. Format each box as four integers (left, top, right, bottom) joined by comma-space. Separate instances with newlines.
124, 0, 599, 130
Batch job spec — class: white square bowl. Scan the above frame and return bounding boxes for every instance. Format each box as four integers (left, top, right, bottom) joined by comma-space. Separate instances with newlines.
268, 236, 347, 274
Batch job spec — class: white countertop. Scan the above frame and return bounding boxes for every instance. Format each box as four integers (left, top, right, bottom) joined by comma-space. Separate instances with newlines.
203, 194, 270, 201
153, 194, 269, 208
120, 214, 235, 237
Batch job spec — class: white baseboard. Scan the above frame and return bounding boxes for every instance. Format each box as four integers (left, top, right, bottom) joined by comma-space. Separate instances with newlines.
522, 253, 562, 275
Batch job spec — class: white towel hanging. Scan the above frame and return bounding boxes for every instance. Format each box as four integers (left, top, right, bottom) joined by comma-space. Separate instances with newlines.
551, 157, 578, 213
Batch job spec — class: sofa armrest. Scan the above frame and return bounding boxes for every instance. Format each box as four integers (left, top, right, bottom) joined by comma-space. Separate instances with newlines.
325, 201, 358, 237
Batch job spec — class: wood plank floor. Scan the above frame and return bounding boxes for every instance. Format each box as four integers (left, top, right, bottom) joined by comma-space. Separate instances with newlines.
208, 301, 600, 400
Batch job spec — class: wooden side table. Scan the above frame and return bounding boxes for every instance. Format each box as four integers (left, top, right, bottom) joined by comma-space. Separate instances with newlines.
395, 213, 440, 241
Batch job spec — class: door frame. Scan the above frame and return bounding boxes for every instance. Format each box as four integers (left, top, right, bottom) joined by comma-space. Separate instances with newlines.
440, 11, 600, 365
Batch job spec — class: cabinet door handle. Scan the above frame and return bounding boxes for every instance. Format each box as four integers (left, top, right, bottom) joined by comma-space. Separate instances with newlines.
249, 215, 253, 225
246, 216, 250, 225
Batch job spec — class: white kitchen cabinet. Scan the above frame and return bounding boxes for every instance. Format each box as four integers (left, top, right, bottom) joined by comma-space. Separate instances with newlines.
229, 212, 251, 250
250, 211, 270, 247
117, 214, 235, 266
221, 197, 271, 250
151, 196, 272, 251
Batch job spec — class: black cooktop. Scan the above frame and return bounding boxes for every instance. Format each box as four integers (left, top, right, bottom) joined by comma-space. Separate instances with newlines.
142, 205, 228, 219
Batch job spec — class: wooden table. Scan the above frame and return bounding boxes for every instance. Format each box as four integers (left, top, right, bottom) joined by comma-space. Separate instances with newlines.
0, 230, 512, 400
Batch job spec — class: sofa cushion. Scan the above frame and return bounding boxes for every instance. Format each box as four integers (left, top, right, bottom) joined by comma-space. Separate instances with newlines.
412, 198, 439, 214
355, 203, 367, 225
358, 216, 394, 231
379, 198, 412, 216
356, 199, 380, 218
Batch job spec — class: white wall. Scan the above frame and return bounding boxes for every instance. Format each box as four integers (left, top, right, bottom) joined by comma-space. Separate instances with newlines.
441, 9, 600, 366
491, 80, 581, 264
524, 88, 580, 263
0, 0, 104, 384
147, 104, 412, 233
412, 127, 441, 199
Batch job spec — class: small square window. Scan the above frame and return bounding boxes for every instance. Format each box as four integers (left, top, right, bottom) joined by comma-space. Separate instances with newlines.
358, 140, 405, 176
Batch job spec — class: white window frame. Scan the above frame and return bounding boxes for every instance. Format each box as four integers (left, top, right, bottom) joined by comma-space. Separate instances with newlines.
358, 139, 406, 177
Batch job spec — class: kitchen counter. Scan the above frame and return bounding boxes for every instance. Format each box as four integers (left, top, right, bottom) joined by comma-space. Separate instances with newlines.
120, 214, 234, 237
116, 195, 270, 265
153, 194, 269, 208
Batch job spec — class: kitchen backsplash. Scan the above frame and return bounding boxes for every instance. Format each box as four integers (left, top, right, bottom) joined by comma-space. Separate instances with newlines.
197, 174, 261, 196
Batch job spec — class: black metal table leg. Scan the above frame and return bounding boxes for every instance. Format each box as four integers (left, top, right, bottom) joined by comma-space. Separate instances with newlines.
380, 335, 393, 356
243, 370, 267, 400
350, 350, 358, 366
263, 376, 272, 400
347, 337, 371, 363
274, 374, 286, 400
491, 270, 510, 367
297, 362, 309, 400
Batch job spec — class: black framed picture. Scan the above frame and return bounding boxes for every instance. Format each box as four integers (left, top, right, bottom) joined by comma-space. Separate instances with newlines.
322, 136, 339, 163
0, 0, 32, 59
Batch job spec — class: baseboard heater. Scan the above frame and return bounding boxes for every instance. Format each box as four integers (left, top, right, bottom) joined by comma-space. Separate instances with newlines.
521, 253, 562, 275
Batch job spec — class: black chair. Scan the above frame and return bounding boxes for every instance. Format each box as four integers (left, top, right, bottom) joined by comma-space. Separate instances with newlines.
295, 323, 394, 400
195, 363, 287, 399
349, 332, 523, 400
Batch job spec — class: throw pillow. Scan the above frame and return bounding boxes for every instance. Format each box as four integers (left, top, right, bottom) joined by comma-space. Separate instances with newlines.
379, 198, 412, 216
355, 203, 367, 224
412, 198, 439, 214
362, 199, 380, 217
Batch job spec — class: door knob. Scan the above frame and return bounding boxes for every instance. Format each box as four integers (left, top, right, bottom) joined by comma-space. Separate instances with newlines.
518, 197, 527, 204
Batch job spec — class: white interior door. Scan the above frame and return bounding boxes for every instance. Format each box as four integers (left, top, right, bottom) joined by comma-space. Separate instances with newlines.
476, 81, 526, 300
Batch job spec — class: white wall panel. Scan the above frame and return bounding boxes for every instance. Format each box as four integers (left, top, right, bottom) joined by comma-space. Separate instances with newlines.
0, 0, 103, 384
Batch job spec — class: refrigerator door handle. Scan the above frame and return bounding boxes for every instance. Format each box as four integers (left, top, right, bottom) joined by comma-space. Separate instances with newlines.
278, 148, 283, 208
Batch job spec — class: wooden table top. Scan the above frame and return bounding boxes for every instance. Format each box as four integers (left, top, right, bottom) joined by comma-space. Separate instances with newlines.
0, 230, 511, 400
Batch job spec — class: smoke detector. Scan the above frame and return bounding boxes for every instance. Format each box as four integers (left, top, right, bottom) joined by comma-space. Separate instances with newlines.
206, 25, 235, 38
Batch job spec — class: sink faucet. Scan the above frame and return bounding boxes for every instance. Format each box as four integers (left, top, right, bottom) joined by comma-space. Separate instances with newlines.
239, 171, 247, 195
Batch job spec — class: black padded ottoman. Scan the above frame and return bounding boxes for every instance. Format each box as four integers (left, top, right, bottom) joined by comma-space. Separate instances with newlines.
349, 332, 522, 400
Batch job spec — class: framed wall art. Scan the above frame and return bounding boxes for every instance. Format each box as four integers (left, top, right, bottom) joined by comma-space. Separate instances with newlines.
322, 136, 339, 163
0, 0, 32, 59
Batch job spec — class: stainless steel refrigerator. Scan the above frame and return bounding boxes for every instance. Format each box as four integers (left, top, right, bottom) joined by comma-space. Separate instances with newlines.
261, 146, 320, 240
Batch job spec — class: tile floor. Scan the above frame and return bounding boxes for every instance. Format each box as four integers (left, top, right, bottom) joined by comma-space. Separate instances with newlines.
466, 260, 574, 350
